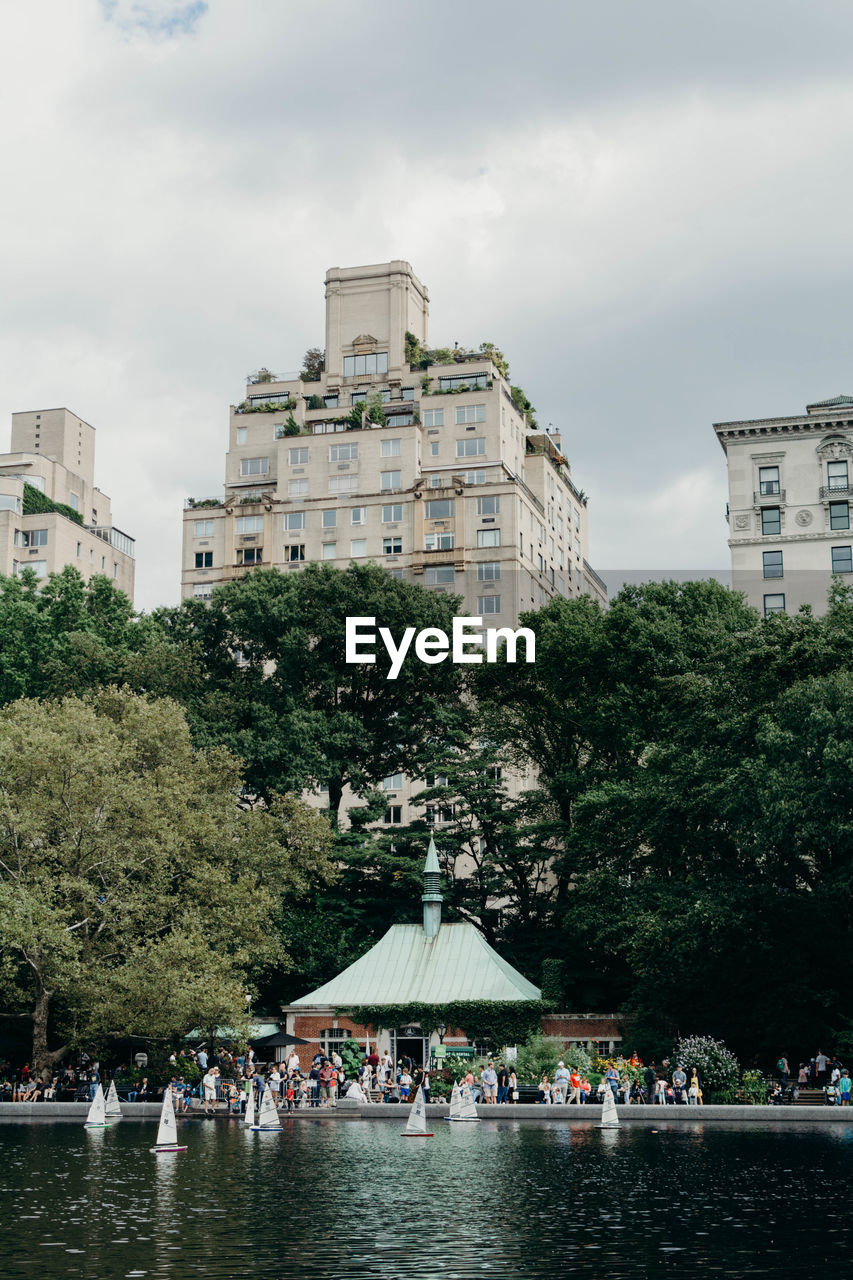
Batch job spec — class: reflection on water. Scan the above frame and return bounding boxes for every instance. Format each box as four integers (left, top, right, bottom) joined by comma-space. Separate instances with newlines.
1, 1116, 852, 1278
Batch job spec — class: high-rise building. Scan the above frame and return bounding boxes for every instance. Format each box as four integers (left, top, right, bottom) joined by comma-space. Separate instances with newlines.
182, 260, 606, 620
714, 395, 853, 616
0, 407, 135, 599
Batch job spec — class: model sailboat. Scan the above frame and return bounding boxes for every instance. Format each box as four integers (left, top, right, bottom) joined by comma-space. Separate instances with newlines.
444, 1080, 461, 1120
150, 1086, 187, 1153
600, 1086, 620, 1128
453, 1082, 481, 1122
105, 1079, 122, 1122
84, 1082, 109, 1128
251, 1085, 282, 1131
244, 1082, 256, 1128
401, 1085, 433, 1137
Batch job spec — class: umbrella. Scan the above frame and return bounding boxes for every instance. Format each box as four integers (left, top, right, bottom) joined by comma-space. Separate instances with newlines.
252, 1031, 309, 1049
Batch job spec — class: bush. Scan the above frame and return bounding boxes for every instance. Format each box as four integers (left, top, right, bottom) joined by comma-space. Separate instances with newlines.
741, 1069, 769, 1105
338, 1038, 364, 1078
672, 1035, 740, 1093
512, 1034, 591, 1084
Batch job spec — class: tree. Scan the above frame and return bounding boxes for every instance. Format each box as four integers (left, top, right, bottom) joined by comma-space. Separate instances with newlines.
0, 688, 334, 1071
299, 348, 325, 381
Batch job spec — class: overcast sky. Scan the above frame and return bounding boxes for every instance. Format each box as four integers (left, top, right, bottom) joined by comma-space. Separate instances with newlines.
2, 0, 852, 610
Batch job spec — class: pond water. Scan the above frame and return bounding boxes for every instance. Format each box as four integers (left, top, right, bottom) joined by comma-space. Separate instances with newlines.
1, 1115, 851, 1278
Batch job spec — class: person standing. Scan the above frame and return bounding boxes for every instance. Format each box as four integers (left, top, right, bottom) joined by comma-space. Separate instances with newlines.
568, 1068, 581, 1105
643, 1063, 657, 1105
509, 1068, 519, 1104
496, 1063, 510, 1105
777, 1055, 789, 1087
481, 1062, 498, 1104
605, 1063, 619, 1100
816, 1050, 829, 1088
202, 1068, 217, 1116
197, 1047, 208, 1073
672, 1064, 687, 1104
553, 1061, 570, 1104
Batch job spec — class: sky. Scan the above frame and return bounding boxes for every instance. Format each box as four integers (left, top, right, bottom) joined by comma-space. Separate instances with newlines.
1, 0, 852, 610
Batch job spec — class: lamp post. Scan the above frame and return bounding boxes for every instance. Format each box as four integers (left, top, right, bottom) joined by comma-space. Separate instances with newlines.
437, 1021, 446, 1044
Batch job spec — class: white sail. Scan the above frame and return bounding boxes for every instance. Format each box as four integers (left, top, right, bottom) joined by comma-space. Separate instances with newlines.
156, 1086, 179, 1146
253, 1085, 281, 1130
244, 1083, 256, 1127
600, 1085, 620, 1127
445, 1080, 462, 1120
456, 1082, 480, 1122
84, 1082, 107, 1127
405, 1085, 428, 1135
105, 1079, 122, 1119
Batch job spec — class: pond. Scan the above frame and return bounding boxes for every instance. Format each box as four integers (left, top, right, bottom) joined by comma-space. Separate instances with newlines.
1, 1115, 851, 1278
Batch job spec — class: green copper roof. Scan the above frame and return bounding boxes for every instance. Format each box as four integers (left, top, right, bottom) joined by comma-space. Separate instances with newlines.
424, 834, 440, 875
807, 394, 853, 409
291, 922, 541, 1006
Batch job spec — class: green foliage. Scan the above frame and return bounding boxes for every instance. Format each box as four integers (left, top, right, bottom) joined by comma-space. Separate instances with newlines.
276, 413, 302, 436
23, 482, 84, 526
478, 342, 510, 380
306, 394, 323, 410
512, 1034, 591, 1084
342, 1001, 547, 1050
673, 1035, 740, 1093
540, 959, 566, 1006
338, 1037, 364, 1076
186, 498, 222, 508
510, 385, 537, 428
741, 1069, 769, 1104
237, 397, 298, 414
299, 348, 324, 381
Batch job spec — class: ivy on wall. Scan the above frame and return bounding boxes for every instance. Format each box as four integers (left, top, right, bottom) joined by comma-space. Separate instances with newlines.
23, 482, 84, 526
339, 1001, 549, 1048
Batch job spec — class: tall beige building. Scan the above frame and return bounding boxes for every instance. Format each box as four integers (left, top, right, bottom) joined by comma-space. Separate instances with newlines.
182, 260, 605, 620
715, 394, 853, 616
0, 407, 135, 600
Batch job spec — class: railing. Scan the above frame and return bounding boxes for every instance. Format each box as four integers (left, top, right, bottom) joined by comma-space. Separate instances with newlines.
820, 485, 853, 499
88, 525, 136, 558
753, 489, 786, 504
584, 560, 608, 595
185, 497, 223, 510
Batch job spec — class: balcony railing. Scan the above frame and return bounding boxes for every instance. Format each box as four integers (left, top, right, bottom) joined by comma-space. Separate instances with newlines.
820, 484, 853, 500
753, 489, 786, 504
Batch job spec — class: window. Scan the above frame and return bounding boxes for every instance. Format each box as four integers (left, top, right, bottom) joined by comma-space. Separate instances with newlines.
425, 531, 454, 550
384, 806, 402, 825
831, 545, 853, 574
329, 475, 358, 494
761, 507, 781, 536
236, 515, 264, 533
343, 352, 388, 377
425, 566, 455, 585
69, 492, 79, 511
429, 475, 443, 487
401, 387, 414, 401
195, 551, 213, 568
386, 413, 414, 427
113, 563, 118, 579
239, 547, 263, 565
758, 465, 780, 495
763, 593, 786, 616
382, 773, 403, 790
477, 495, 500, 515
240, 457, 269, 476
0, 495, 21, 513
381, 438, 401, 457
319, 1027, 352, 1055
351, 391, 366, 404
322, 509, 337, 528
425, 804, 455, 824
456, 404, 486, 424
830, 501, 850, 530
828, 460, 849, 491
439, 373, 487, 390
351, 507, 365, 525
424, 499, 454, 519
762, 550, 783, 579
287, 544, 305, 562
236, 427, 247, 445
423, 409, 444, 427
477, 529, 501, 547
456, 438, 486, 457
194, 519, 214, 536
324, 395, 338, 408
322, 543, 337, 560
478, 562, 501, 581
477, 595, 501, 614
283, 512, 304, 531
382, 504, 403, 522
286, 481, 309, 501
193, 583, 212, 599
330, 442, 358, 461
289, 447, 309, 465
19, 529, 48, 547
388, 568, 404, 579
430, 442, 439, 456
380, 471, 401, 491
464, 470, 487, 485
351, 538, 367, 557
76, 542, 81, 557
383, 537, 403, 554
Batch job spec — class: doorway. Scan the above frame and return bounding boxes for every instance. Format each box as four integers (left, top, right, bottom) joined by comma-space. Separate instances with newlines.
393, 1026, 427, 1068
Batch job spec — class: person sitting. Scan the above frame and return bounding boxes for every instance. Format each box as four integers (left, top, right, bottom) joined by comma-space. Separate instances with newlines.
537, 1074, 552, 1104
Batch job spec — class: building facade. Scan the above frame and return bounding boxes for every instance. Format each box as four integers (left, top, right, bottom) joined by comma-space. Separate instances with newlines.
715, 394, 853, 616
0, 407, 135, 600
182, 260, 606, 619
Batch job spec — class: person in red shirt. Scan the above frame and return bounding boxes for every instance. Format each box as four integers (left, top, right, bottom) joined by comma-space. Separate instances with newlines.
568, 1070, 582, 1104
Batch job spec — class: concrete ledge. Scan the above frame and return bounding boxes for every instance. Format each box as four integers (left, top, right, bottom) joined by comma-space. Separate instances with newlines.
0, 1102, 162, 1118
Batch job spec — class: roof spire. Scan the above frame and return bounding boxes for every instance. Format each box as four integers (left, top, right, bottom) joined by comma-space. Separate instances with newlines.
422, 834, 443, 940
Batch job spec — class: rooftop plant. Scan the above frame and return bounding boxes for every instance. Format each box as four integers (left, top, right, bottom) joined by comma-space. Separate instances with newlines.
23, 482, 84, 526
300, 347, 325, 382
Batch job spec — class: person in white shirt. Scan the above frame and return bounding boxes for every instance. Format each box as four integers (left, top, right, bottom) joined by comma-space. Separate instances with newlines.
202, 1069, 217, 1116
269, 1068, 282, 1107
286, 1052, 300, 1074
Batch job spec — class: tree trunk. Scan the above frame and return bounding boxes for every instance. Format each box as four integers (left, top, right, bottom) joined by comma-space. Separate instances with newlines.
328, 778, 343, 825
32, 986, 54, 1076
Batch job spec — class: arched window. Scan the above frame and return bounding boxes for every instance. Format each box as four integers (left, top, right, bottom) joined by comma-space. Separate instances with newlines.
320, 1028, 352, 1056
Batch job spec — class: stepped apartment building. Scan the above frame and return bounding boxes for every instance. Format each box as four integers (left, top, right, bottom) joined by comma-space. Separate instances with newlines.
0, 408, 135, 600
715, 394, 853, 616
181, 260, 605, 823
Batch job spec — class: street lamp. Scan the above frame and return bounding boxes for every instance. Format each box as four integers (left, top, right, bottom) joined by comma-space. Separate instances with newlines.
437, 1020, 446, 1044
